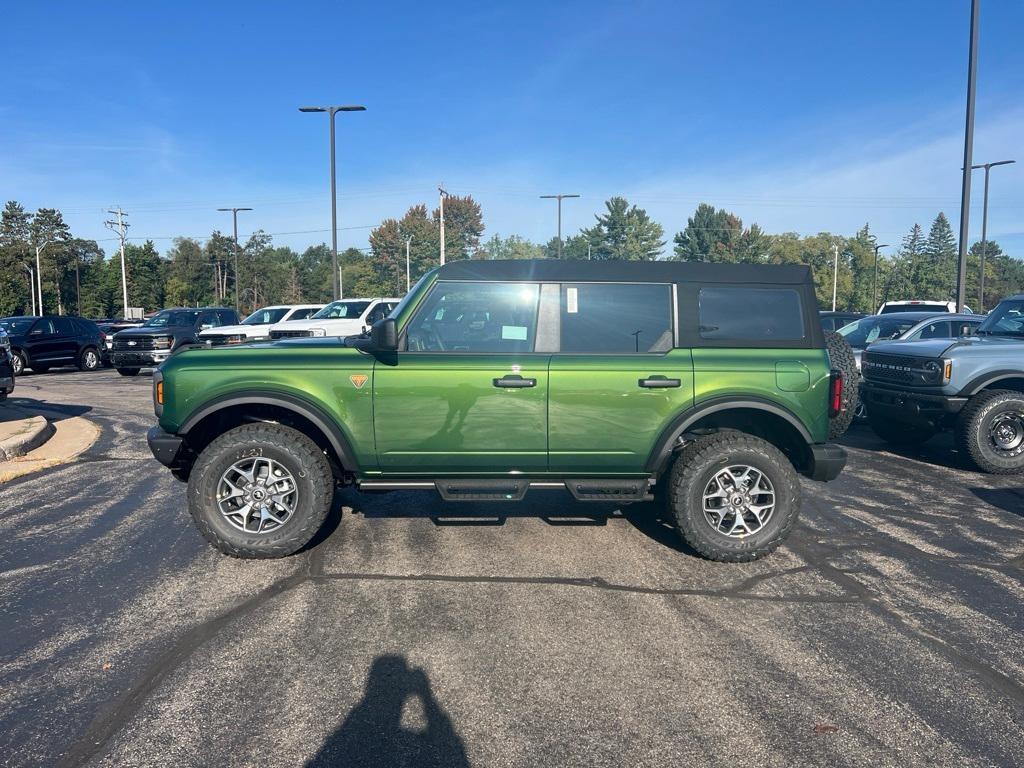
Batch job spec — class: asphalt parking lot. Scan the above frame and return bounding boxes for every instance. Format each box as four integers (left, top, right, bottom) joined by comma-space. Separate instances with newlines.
1, 368, 1022, 768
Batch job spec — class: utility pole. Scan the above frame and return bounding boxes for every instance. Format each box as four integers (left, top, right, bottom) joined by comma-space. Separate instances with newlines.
968, 159, 1015, 311
831, 243, 840, 311
217, 207, 252, 312
405, 236, 413, 293
438, 185, 448, 266
34, 241, 49, 316
105, 208, 130, 318
871, 242, 889, 312
75, 255, 81, 316
540, 193, 580, 258
22, 264, 35, 315
299, 105, 366, 300
955, 0, 980, 313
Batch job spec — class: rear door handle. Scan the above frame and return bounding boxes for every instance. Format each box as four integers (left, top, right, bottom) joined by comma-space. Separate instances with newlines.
493, 375, 537, 388
638, 377, 681, 388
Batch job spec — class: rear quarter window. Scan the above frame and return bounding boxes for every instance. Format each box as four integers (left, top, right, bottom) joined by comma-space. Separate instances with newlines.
699, 287, 805, 342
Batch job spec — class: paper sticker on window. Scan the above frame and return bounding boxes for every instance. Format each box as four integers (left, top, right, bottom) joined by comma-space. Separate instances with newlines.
566, 287, 578, 314
502, 325, 528, 341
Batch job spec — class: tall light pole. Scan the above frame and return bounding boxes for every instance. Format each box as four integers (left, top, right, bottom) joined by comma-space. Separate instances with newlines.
438, 185, 449, 265
955, 0, 980, 313
22, 264, 36, 315
968, 159, 1015, 311
216, 207, 253, 312
405, 236, 413, 293
299, 105, 366, 299
34, 241, 49, 316
831, 243, 840, 311
872, 243, 889, 312
105, 208, 130, 318
540, 193, 580, 258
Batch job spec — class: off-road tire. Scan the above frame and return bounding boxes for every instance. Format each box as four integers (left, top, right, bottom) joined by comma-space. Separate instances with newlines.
956, 390, 1024, 475
116, 367, 141, 377
666, 431, 801, 562
78, 347, 100, 371
868, 412, 936, 445
825, 330, 858, 439
11, 352, 26, 377
187, 422, 334, 558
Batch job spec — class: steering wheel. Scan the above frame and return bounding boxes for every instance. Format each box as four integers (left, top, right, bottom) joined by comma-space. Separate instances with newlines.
411, 326, 446, 352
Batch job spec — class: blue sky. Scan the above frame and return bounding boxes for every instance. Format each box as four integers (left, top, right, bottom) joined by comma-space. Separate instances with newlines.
2, 1, 1022, 258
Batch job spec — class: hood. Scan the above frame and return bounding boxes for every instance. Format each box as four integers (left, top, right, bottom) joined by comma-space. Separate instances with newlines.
198, 324, 265, 337
114, 325, 185, 338
269, 317, 366, 333
864, 338, 960, 358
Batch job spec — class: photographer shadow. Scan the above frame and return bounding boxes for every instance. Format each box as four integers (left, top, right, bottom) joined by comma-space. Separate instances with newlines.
305, 655, 469, 768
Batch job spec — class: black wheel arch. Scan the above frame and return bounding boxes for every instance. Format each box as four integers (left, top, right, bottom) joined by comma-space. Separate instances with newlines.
646, 397, 814, 477
960, 372, 1024, 396
177, 391, 359, 475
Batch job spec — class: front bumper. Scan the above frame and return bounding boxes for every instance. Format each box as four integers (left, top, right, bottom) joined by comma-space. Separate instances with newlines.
111, 350, 171, 368
861, 381, 967, 429
808, 443, 846, 482
147, 425, 185, 468
0, 376, 13, 394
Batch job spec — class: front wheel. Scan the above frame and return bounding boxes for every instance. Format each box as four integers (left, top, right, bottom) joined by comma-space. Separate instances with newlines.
666, 432, 800, 562
956, 390, 1024, 474
78, 347, 100, 371
11, 352, 26, 376
116, 367, 141, 377
187, 423, 335, 558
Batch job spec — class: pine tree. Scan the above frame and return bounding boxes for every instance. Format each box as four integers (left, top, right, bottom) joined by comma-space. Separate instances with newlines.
0, 201, 34, 315
920, 213, 957, 300
883, 223, 925, 303
583, 197, 664, 261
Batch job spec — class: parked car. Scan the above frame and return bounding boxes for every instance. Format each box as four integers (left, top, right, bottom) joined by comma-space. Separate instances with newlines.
110, 307, 239, 376
268, 298, 400, 339
819, 311, 865, 332
0, 328, 14, 401
838, 312, 983, 372
0, 316, 104, 374
147, 260, 848, 562
97, 320, 145, 367
199, 304, 324, 346
861, 294, 1024, 474
877, 300, 972, 314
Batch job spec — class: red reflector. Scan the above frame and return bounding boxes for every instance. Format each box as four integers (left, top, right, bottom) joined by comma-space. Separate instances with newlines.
829, 371, 843, 416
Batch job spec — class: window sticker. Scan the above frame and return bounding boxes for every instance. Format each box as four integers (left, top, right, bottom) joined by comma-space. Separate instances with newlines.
502, 325, 528, 341
566, 287, 578, 314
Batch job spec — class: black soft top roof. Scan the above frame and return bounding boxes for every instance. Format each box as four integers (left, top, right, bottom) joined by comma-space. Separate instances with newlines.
436, 258, 812, 285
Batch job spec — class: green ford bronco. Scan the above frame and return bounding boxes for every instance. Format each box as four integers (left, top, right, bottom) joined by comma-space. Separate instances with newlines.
148, 260, 847, 561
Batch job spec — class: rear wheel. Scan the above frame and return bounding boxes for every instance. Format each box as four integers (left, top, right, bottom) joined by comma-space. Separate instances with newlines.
666, 431, 800, 562
11, 352, 26, 376
116, 367, 141, 377
868, 412, 935, 445
824, 331, 858, 439
78, 347, 100, 371
187, 423, 335, 558
956, 390, 1024, 474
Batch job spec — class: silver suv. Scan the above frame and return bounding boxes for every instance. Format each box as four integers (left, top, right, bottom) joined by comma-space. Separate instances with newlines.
860, 294, 1024, 473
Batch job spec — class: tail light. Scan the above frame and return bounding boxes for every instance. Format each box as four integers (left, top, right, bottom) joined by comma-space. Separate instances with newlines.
829, 370, 843, 417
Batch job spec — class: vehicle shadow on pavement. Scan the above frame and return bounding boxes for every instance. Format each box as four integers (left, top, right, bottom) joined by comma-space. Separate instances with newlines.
839, 426, 979, 473
3, 397, 92, 422
305, 655, 469, 768
970, 487, 1024, 518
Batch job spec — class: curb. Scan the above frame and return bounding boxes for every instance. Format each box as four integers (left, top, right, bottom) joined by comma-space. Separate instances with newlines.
0, 414, 54, 462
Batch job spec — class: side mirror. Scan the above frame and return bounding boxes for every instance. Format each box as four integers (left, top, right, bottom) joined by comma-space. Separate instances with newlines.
370, 317, 398, 351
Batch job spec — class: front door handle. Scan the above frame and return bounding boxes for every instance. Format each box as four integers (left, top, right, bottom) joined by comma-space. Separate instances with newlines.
493, 374, 537, 388
638, 377, 681, 388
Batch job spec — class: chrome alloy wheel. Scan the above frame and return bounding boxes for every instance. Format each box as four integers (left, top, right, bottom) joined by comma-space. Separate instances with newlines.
216, 456, 298, 534
12, 354, 24, 376
702, 465, 776, 538
83, 349, 99, 369
989, 410, 1024, 456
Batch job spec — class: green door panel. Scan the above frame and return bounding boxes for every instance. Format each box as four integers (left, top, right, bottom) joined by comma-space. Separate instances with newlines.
548, 351, 694, 472
692, 348, 830, 443
373, 353, 550, 473
774, 361, 810, 392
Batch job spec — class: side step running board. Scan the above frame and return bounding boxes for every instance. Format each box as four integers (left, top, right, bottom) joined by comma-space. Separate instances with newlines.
359, 478, 654, 502
565, 479, 652, 502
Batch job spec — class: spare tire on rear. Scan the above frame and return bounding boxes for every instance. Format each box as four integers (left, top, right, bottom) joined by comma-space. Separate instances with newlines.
825, 330, 858, 439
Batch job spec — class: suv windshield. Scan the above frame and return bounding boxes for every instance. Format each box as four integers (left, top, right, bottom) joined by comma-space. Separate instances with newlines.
313, 301, 370, 320
977, 299, 1024, 338
144, 310, 200, 328
242, 308, 289, 325
838, 316, 919, 348
0, 318, 36, 334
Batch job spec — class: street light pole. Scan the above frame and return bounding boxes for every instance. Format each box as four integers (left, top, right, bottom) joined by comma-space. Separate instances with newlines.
540, 194, 580, 258
22, 264, 35, 315
872, 243, 889, 312
968, 159, 1015, 311
216, 207, 253, 312
831, 243, 840, 312
438, 186, 448, 266
955, 0, 980, 313
405, 236, 412, 293
34, 241, 49, 316
299, 105, 366, 300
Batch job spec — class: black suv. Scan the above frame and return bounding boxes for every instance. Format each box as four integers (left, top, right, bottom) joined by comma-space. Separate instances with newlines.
0, 316, 104, 375
111, 307, 239, 376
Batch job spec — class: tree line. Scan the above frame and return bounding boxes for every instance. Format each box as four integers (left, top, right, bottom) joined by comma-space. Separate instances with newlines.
1, 195, 1019, 319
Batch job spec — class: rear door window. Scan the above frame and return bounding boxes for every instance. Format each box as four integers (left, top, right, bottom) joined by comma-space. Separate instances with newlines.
560, 283, 673, 353
699, 287, 805, 342
31, 319, 56, 335
52, 317, 75, 336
